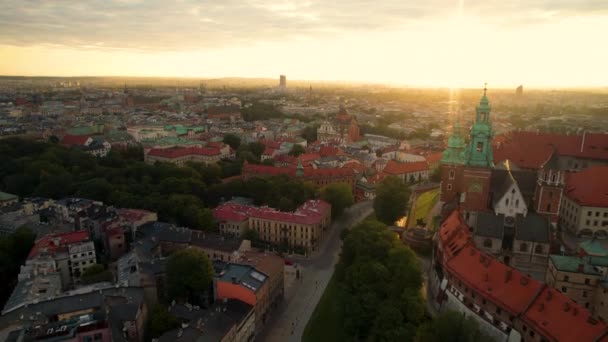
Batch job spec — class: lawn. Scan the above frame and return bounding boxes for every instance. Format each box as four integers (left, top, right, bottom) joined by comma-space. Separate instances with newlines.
302, 273, 346, 342
409, 188, 440, 228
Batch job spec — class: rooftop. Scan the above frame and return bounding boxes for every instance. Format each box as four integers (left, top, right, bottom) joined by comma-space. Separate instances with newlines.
549, 255, 602, 276
218, 264, 267, 293
446, 244, 544, 315
28, 230, 90, 259
565, 165, 608, 207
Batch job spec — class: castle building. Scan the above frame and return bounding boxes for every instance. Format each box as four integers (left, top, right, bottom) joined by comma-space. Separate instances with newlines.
317, 106, 360, 145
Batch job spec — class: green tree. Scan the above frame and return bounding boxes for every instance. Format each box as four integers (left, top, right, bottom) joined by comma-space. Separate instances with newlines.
374, 176, 410, 225
336, 219, 424, 341
166, 249, 214, 303
321, 183, 354, 219
81, 264, 113, 284
301, 125, 319, 143
289, 144, 306, 157
416, 310, 488, 342
147, 304, 180, 339
222, 133, 241, 149
430, 167, 441, 183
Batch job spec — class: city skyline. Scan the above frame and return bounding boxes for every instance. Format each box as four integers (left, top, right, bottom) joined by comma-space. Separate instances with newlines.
0, 0, 607, 87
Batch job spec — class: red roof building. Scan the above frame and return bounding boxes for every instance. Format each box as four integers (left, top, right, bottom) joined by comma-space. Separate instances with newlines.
564, 166, 608, 208
435, 209, 608, 342
28, 230, 90, 259
383, 160, 430, 182
61, 134, 91, 147
521, 287, 607, 342
145, 145, 228, 166
494, 131, 608, 169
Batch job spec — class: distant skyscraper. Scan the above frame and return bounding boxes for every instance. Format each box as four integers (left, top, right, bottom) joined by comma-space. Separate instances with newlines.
279, 75, 286, 89
516, 85, 523, 97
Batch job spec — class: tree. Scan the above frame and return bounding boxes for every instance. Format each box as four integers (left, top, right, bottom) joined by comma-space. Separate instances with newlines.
81, 264, 113, 284
147, 304, 180, 339
374, 176, 410, 225
222, 133, 241, 150
321, 183, 354, 219
166, 248, 214, 303
336, 219, 424, 341
416, 310, 489, 342
430, 167, 441, 183
301, 125, 319, 143
242, 228, 259, 242
289, 144, 306, 157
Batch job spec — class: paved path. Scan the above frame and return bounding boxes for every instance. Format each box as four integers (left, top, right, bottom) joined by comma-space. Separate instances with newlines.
259, 201, 374, 342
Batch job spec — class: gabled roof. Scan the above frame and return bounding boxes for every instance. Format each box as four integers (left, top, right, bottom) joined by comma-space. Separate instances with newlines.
383, 160, 429, 175
28, 231, 90, 259
565, 166, 608, 207
515, 213, 550, 243
61, 134, 90, 146
446, 244, 543, 315
522, 287, 607, 342
475, 212, 504, 239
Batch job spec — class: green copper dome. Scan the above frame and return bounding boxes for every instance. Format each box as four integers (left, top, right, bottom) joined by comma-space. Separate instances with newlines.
463, 86, 494, 168
441, 119, 466, 165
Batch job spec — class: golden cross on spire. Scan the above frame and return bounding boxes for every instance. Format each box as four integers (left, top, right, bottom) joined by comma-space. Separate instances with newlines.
483, 82, 487, 96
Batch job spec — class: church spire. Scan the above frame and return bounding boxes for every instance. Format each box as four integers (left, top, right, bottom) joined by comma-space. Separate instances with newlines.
463, 84, 494, 168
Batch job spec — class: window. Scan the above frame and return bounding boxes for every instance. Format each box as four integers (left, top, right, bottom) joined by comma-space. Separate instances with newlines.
94, 333, 103, 341
585, 278, 591, 285
506, 198, 510, 206
447, 184, 453, 191
562, 287, 568, 293
587, 220, 591, 226
583, 291, 588, 298
483, 239, 493, 248
549, 191, 553, 198
476, 142, 483, 152
516, 199, 520, 207
535, 245, 544, 254
588, 211, 592, 217
449, 170, 455, 180
597, 212, 600, 217
564, 275, 570, 282
520, 243, 528, 252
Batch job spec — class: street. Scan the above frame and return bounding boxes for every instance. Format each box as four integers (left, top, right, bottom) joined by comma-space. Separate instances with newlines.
258, 200, 374, 342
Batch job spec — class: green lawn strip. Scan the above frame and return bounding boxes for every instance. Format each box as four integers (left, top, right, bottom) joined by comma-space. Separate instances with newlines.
302, 274, 345, 342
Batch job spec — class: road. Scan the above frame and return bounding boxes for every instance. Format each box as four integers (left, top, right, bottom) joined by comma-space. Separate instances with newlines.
259, 200, 374, 342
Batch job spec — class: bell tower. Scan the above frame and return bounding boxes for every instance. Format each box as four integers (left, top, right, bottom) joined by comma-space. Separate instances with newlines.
440, 119, 466, 202
461, 85, 494, 216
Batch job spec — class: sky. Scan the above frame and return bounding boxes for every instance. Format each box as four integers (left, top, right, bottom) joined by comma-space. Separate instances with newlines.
0, 0, 607, 87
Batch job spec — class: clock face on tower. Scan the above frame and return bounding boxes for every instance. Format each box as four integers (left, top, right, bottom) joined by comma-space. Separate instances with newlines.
468, 180, 482, 193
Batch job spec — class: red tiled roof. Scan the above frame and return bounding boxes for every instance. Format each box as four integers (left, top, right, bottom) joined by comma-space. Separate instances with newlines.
494, 131, 608, 168
61, 134, 90, 146
262, 147, 277, 156
215, 200, 330, 225
383, 160, 429, 175
522, 287, 607, 342
28, 230, 90, 259
319, 145, 341, 157
118, 208, 155, 223
565, 166, 608, 207
213, 203, 257, 222
148, 146, 221, 159
425, 152, 443, 164
251, 200, 330, 225
446, 244, 544, 315
438, 210, 472, 260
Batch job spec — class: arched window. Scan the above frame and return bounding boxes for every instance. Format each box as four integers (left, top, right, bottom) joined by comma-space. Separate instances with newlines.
483, 239, 492, 248
447, 184, 453, 191
516, 199, 520, 207
551, 174, 556, 183
506, 198, 510, 206
535, 245, 544, 254
449, 170, 455, 180
546, 203, 552, 212
520, 243, 528, 252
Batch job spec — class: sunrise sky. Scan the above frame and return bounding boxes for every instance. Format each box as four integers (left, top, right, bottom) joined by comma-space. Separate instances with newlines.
1, 0, 607, 87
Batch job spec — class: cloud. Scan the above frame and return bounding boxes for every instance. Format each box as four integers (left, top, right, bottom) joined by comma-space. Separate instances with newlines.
0, 0, 606, 51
